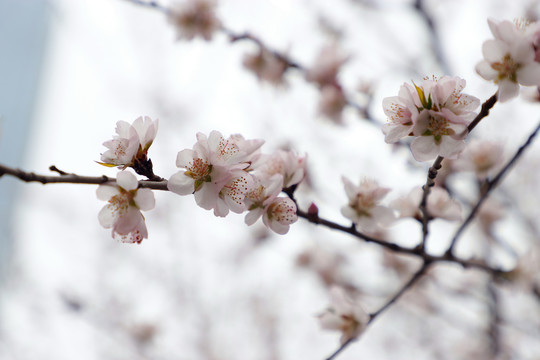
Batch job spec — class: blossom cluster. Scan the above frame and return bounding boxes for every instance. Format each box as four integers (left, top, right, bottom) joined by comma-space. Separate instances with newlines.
476, 19, 540, 102
382, 76, 480, 161
167, 130, 304, 234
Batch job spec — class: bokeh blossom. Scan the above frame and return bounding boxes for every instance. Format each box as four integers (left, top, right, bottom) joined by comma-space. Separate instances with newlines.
318, 287, 370, 345
168, 0, 221, 41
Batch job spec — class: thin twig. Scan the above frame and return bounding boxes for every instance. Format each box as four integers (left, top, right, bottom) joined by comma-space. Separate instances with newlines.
325, 261, 431, 360
447, 120, 540, 255
0, 163, 169, 190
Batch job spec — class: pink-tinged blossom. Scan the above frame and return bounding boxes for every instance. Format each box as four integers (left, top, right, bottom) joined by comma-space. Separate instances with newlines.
318, 287, 370, 345
455, 140, 504, 178
244, 174, 297, 234
168, 0, 221, 41
255, 149, 307, 188
382, 77, 479, 161
168, 130, 263, 214
243, 47, 288, 85
391, 187, 461, 221
100, 116, 159, 169
305, 45, 348, 87
96, 171, 155, 244
341, 177, 394, 232
410, 109, 468, 161
477, 197, 505, 235
318, 85, 347, 123
476, 19, 540, 102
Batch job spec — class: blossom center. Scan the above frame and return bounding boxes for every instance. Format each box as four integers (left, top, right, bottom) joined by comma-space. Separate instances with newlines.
491, 54, 519, 83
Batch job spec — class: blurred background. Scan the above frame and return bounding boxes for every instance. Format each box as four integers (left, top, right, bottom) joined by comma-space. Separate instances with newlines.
0, 0, 539, 359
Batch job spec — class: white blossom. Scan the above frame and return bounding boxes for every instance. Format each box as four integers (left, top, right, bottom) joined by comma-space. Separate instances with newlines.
96, 171, 155, 243
318, 287, 370, 345
168, 0, 221, 41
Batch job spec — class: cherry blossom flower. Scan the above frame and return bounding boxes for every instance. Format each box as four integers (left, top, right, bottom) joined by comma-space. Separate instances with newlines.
477, 197, 505, 235
243, 174, 297, 234
168, 130, 263, 214
318, 287, 370, 345
243, 47, 288, 85
168, 0, 221, 41
476, 19, 540, 102
100, 116, 159, 169
305, 45, 348, 87
382, 77, 479, 161
96, 171, 155, 244
391, 187, 461, 221
341, 177, 394, 232
318, 85, 347, 123
454, 140, 504, 179
255, 149, 307, 188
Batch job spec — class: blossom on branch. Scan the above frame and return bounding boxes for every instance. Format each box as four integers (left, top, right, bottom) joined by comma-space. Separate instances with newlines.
243, 46, 288, 85
454, 140, 504, 179
100, 116, 159, 169
318, 287, 370, 345
168, 130, 263, 215
168, 0, 221, 41
244, 174, 297, 234
382, 76, 479, 161
476, 19, 540, 102
254, 149, 307, 188
341, 177, 394, 232
96, 171, 155, 244
391, 187, 462, 221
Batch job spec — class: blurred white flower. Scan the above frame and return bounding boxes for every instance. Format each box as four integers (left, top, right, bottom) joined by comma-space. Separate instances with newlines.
391, 187, 461, 221
305, 45, 348, 87
243, 47, 288, 85
96, 171, 155, 243
341, 177, 394, 232
455, 140, 504, 178
318, 85, 347, 123
318, 287, 370, 345
168, 0, 221, 41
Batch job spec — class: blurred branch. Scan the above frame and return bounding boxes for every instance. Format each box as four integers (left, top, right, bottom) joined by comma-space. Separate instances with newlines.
0, 164, 169, 190
413, 0, 451, 75
447, 119, 540, 255
325, 261, 431, 360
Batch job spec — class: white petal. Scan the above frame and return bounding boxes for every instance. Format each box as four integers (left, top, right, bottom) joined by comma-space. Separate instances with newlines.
194, 184, 220, 210
410, 137, 439, 162
245, 208, 264, 225
168, 171, 195, 195
482, 40, 507, 63
497, 80, 520, 102
98, 204, 117, 228
113, 207, 143, 234
134, 188, 155, 211
116, 171, 138, 191
438, 137, 466, 159
176, 149, 197, 168
96, 184, 120, 201
517, 62, 540, 86
475, 61, 498, 81
382, 124, 412, 143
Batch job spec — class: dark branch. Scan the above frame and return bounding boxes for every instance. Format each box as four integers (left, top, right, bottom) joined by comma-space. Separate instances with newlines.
447, 120, 540, 255
0, 163, 169, 191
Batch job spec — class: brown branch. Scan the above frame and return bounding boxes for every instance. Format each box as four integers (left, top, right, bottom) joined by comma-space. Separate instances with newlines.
325, 261, 431, 360
447, 119, 540, 255
294, 208, 505, 275
0, 163, 169, 190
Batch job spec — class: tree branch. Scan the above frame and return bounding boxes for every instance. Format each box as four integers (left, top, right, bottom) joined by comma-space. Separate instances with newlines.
447, 119, 540, 255
0, 163, 169, 190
